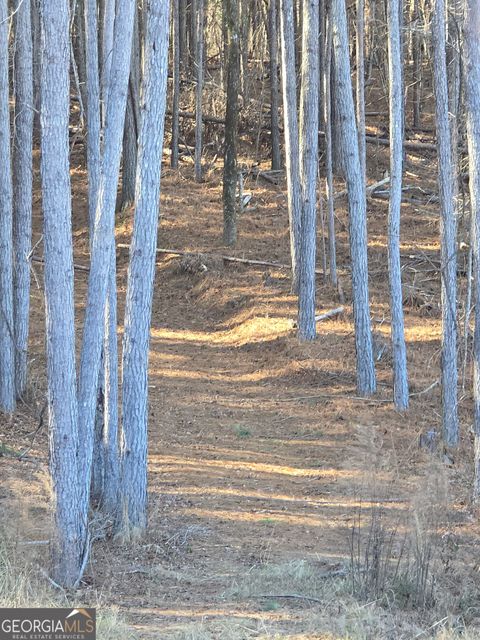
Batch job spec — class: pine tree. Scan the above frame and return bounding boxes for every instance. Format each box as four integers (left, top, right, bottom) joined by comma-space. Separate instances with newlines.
12, 0, 33, 402
387, 0, 409, 409
0, 0, 15, 413
40, 0, 83, 587
432, 0, 458, 446
332, 0, 376, 395
464, 0, 480, 498
223, 0, 240, 246
120, 0, 170, 538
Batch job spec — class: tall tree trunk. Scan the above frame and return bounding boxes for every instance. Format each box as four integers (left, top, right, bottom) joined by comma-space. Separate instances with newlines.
223, 0, 240, 246
194, 0, 204, 182
101, 0, 115, 126
77, 0, 135, 529
119, 0, 170, 538
239, 0, 249, 101
356, 0, 366, 182
121, 6, 140, 210
179, 0, 187, 68
189, 0, 196, 66
279, 0, 301, 292
84, 0, 104, 508
0, 0, 14, 413
84, 0, 101, 236
432, 0, 458, 447
464, 0, 480, 498
268, 0, 281, 170
332, 0, 376, 396
31, 0, 41, 132
324, 9, 337, 286
297, 0, 319, 341
387, 0, 409, 409
13, 0, 34, 402
40, 0, 83, 588
318, 0, 325, 132
101, 279, 119, 513
171, 0, 181, 168
85, 0, 119, 511
411, 0, 422, 128
73, 0, 87, 119
447, 0, 461, 221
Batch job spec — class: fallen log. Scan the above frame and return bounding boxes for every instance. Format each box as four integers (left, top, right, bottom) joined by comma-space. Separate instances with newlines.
365, 134, 436, 151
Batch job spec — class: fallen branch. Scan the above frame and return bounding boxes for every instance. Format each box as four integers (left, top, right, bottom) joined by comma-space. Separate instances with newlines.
167, 109, 226, 126
253, 593, 323, 604
315, 306, 344, 322
292, 306, 344, 328
365, 134, 436, 151
334, 176, 390, 201
409, 379, 440, 397
250, 167, 284, 185
117, 244, 325, 275
32, 255, 89, 272
275, 393, 392, 404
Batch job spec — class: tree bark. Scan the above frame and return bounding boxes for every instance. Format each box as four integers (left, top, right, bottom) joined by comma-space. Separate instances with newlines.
268, 0, 281, 170
356, 0, 366, 183
332, 0, 376, 396
121, 6, 140, 209
0, 0, 15, 412
120, 0, 170, 538
223, 0, 240, 246
297, 0, 319, 341
171, 0, 181, 168
84, 0, 101, 235
31, 0, 41, 131
12, 0, 33, 402
387, 0, 409, 409
464, 0, 480, 498
279, 0, 301, 292
194, 0, 204, 182
77, 0, 135, 528
411, 0, 422, 128
101, 0, 115, 126
432, 0, 458, 446
40, 0, 83, 587
324, 10, 337, 287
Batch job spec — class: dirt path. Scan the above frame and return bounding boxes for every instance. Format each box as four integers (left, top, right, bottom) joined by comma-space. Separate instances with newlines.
87, 168, 437, 636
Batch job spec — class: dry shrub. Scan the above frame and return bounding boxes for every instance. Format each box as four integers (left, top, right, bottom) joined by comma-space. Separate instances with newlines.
345, 425, 480, 634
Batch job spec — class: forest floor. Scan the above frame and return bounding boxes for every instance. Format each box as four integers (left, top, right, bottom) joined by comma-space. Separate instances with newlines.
1, 129, 480, 638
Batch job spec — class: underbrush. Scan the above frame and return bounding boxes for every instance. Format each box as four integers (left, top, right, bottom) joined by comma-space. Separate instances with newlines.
0, 535, 136, 639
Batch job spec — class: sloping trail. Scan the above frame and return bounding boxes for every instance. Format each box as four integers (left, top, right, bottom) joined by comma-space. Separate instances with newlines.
96, 251, 418, 637
99, 166, 473, 637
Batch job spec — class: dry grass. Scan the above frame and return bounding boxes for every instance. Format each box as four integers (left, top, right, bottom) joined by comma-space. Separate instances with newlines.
0, 535, 137, 639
